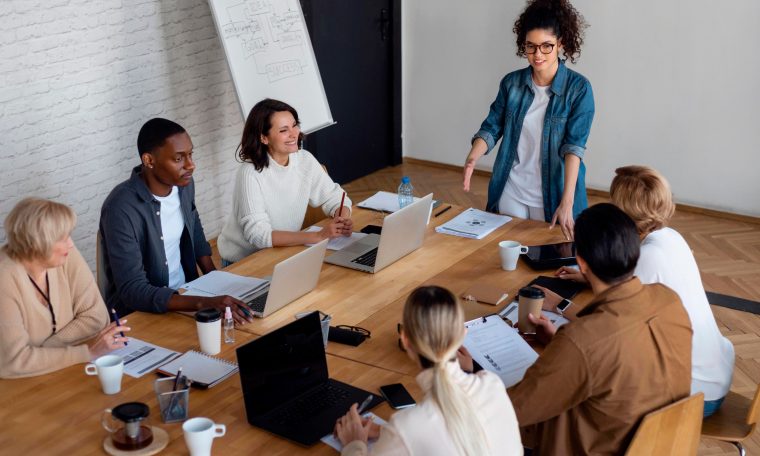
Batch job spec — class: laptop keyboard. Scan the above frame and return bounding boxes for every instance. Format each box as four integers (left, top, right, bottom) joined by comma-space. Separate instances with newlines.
269, 383, 350, 426
351, 248, 378, 267
248, 292, 268, 313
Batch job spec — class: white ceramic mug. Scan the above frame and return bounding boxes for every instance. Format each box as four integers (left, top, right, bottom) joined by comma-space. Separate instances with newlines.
498, 240, 529, 271
85, 354, 124, 395
183, 417, 226, 456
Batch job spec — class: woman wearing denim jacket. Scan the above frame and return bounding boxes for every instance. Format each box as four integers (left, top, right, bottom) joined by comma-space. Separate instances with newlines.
463, 0, 594, 240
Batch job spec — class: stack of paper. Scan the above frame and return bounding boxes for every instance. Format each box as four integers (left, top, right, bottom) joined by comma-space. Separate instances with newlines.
304, 226, 367, 250
435, 208, 511, 239
463, 315, 538, 388
181, 270, 269, 301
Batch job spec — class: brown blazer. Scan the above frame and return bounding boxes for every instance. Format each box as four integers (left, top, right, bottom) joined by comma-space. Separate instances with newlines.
509, 277, 692, 455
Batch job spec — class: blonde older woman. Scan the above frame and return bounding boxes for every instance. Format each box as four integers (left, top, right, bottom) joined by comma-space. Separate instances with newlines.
333, 286, 522, 456
0, 198, 130, 378
555, 166, 734, 417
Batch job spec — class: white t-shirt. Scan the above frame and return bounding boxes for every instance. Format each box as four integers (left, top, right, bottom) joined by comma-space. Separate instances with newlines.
635, 227, 735, 400
153, 186, 186, 290
500, 81, 551, 210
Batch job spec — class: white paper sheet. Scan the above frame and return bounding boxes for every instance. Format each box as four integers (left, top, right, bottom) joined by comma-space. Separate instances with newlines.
181, 271, 269, 300
435, 208, 511, 240
110, 337, 180, 378
304, 226, 367, 250
463, 315, 538, 388
321, 413, 388, 452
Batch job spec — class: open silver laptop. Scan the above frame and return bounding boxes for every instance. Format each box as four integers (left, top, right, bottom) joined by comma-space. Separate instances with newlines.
247, 239, 328, 318
325, 193, 433, 273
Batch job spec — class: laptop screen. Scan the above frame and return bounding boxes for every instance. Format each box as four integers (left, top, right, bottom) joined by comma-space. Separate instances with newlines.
236, 312, 328, 416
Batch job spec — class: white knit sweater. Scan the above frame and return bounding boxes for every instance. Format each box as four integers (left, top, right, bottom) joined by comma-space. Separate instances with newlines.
217, 150, 351, 262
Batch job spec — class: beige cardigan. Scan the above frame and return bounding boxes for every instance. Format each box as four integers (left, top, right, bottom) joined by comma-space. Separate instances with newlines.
342, 362, 523, 456
0, 245, 109, 378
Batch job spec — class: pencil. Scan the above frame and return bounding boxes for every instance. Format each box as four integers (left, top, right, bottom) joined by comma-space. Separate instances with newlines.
357, 394, 374, 414
337, 191, 346, 218
434, 206, 452, 217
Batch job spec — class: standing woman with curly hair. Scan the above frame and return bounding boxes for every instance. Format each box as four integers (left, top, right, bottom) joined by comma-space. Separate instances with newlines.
463, 0, 594, 240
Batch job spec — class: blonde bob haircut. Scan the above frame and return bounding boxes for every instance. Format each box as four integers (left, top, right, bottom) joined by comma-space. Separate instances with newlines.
610, 165, 675, 236
3, 198, 76, 262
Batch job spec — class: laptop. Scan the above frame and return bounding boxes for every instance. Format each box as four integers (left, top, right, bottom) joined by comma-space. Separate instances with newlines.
246, 239, 328, 318
522, 241, 576, 270
237, 312, 384, 445
325, 193, 433, 273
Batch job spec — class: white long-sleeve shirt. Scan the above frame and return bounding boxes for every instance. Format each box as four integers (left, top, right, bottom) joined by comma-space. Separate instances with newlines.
217, 150, 351, 262
635, 227, 735, 401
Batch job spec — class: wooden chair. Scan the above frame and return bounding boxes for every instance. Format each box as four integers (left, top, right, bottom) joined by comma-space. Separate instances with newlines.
625, 393, 704, 456
702, 384, 760, 456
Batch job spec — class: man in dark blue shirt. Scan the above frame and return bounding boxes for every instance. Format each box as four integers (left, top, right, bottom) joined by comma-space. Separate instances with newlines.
100, 118, 250, 323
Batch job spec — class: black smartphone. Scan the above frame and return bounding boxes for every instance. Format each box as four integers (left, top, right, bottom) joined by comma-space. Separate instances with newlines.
379, 383, 416, 409
361, 224, 383, 235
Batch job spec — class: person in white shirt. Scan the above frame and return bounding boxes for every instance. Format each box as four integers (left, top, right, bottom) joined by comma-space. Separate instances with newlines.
333, 286, 523, 456
554, 165, 735, 417
218, 99, 353, 264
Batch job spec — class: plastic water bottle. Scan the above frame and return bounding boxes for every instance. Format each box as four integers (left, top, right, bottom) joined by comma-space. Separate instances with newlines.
224, 306, 235, 344
398, 176, 414, 209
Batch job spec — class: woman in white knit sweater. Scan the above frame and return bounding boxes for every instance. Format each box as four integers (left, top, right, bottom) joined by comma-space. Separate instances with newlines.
218, 99, 353, 264
333, 286, 523, 456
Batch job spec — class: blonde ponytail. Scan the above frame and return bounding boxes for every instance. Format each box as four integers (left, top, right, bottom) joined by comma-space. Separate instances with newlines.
403, 286, 489, 456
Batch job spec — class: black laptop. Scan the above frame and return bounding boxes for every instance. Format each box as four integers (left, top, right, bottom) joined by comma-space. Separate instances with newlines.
236, 312, 384, 446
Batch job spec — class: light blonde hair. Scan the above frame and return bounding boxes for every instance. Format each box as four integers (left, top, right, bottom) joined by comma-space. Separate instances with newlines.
610, 165, 675, 235
3, 198, 76, 261
402, 286, 488, 456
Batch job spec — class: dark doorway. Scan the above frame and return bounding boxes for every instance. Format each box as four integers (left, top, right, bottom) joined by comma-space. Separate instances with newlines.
300, 0, 401, 184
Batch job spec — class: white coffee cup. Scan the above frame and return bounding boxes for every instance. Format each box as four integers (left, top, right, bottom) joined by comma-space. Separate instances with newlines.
183, 417, 226, 456
195, 308, 222, 355
85, 354, 124, 395
498, 240, 529, 271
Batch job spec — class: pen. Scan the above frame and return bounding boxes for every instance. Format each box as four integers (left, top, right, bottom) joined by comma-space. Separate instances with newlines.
357, 394, 374, 414
337, 191, 346, 218
434, 206, 452, 217
110, 308, 128, 346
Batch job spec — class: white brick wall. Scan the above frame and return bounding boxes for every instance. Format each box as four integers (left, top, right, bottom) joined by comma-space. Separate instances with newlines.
0, 0, 245, 271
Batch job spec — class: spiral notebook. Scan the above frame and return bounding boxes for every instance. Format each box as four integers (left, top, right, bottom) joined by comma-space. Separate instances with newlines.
157, 350, 239, 388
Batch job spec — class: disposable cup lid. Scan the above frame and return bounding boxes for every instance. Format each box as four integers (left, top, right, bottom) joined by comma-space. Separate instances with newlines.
195, 308, 221, 323
519, 286, 545, 299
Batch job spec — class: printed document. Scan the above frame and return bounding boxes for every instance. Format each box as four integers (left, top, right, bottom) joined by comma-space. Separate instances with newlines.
304, 226, 367, 250
111, 338, 180, 378
181, 271, 269, 300
463, 315, 538, 388
435, 208, 511, 240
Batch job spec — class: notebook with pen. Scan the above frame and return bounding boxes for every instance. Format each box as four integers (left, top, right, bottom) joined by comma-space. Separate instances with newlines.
157, 350, 238, 388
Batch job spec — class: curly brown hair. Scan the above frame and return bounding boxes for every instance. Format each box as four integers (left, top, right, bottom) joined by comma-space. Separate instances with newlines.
513, 0, 588, 64
238, 98, 304, 171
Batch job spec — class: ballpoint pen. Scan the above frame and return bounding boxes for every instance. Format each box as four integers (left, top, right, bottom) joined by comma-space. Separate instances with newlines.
357, 394, 374, 414
110, 308, 128, 346
434, 206, 452, 217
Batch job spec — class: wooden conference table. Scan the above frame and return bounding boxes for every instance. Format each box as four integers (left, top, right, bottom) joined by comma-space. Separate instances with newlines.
0, 204, 590, 454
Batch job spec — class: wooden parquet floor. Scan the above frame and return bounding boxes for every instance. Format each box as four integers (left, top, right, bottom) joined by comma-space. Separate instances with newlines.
341, 162, 760, 456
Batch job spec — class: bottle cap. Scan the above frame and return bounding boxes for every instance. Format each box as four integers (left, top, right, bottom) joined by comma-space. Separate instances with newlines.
225, 306, 232, 319
401, 176, 410, 184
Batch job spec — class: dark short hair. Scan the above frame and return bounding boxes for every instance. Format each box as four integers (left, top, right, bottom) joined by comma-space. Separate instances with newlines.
137, 118, 186, 158
574, 203, 640, 284
238, 99, 303, 171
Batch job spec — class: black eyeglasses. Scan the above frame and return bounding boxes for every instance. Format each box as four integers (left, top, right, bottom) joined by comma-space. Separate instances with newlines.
524, 42, 556, 55
335, 325, 371, 338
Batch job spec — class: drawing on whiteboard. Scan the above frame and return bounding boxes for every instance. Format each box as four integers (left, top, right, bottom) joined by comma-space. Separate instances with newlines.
221, 0, 308, 82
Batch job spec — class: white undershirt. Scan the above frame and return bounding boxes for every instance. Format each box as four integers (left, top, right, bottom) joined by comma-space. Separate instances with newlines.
635, 227, 735, 400
153, 186, 186, 289
501, 81, 550, 210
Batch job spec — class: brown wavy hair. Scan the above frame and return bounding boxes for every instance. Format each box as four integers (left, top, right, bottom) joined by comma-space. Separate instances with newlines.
513, 0, 588, 64
238, 98, 304, 171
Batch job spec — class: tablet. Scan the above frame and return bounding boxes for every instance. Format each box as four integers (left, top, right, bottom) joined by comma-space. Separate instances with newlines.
522, 242, 576, 270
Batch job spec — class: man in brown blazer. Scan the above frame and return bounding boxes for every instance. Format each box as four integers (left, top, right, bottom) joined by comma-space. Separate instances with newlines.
508, 203, 693, 455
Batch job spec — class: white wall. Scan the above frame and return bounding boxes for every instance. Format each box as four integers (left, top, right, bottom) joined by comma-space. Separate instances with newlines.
0, 0, 244, 269
403, 0, 760, 217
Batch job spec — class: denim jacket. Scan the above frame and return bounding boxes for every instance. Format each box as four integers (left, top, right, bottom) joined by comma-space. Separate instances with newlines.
99, 165, 212, 316
473, 60, 594, 221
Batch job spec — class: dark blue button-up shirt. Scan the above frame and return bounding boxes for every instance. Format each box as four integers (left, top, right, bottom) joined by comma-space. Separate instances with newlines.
474, 60, 595, 221
99, 165, 211, 315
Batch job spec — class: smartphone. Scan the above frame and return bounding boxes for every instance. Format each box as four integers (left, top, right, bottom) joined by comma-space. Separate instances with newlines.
361, 224, 383, 235
379, 383, 416, 409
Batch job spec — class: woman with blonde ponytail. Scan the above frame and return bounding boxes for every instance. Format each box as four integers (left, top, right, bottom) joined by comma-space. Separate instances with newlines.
334, 286, 522, 455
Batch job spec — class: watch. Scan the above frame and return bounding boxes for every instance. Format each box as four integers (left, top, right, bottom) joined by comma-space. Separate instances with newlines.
556, 298, 573, 316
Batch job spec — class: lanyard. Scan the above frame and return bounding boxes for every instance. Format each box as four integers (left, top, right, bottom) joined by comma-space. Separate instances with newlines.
28, 273, 57, 336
